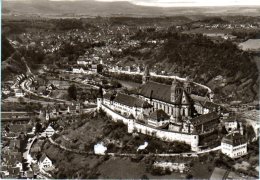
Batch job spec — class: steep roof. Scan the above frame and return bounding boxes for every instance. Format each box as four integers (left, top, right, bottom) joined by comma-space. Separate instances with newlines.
222, 133, 247, 146
191, 94, 209, 102
39, 153, 51, 163
9, 124, 31, 133
149, 109, 170, 122
114, 93, 153, 108
190, 112, 220, 126
139, 81, 191, 105
103, 93, 113, 100
203, 101, 220, 110
128, 114, 135, 119
46, 125, 55, 132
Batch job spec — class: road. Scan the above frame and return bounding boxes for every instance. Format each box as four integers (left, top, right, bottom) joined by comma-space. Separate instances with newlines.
48, 137, 220, 158
20, 78, 70, 103
3, 96, 57, 105
108, 69, 214, 99
23, 136, 37, 171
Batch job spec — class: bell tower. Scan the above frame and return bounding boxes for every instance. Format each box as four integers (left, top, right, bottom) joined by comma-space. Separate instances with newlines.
184, 77, 192, 94
142, 66, 150, 84
171, 78, 181, 103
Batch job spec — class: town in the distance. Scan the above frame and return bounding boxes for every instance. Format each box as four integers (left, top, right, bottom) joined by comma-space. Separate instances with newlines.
1, 8, 260, 179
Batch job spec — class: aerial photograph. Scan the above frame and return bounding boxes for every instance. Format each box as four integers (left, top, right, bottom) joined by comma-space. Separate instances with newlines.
1, 0, 260, 179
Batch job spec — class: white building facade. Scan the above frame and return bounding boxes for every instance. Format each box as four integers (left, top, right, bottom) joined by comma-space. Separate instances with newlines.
221, 133, 247, 158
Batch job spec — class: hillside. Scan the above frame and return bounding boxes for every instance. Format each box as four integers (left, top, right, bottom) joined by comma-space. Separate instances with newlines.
2, 35, 15, 61
123, 31, 259, 103
1, 34, 28, 81
2, 0, 260, 17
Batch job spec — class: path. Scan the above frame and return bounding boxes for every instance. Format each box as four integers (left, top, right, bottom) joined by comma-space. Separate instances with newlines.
23, 136, 37, 171
48, 137, 220, 158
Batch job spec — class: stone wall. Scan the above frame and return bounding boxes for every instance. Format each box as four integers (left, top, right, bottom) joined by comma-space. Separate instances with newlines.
97, 99, 199, 151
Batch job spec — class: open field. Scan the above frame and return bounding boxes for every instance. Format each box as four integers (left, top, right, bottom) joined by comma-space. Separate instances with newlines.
50, 90, 68, 100
239, 39, 260, 51
97, 157, 186, 179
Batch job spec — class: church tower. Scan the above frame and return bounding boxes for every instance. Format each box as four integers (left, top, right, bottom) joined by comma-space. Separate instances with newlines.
184, 77, 192, 94
171, 78, 181, 103
142, 66, 150, 84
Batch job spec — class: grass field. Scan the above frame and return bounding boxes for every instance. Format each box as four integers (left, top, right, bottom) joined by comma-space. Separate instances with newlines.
239, 39, 260, 51
50, 89, 68, 100
97, 157, 186, 179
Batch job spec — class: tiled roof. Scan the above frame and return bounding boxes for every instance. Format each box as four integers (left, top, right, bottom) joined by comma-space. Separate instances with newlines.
9, 139, 21, 149
103, 93, 113, 100
203, 101, 220, 110
222, 133, 247, 146
114, 93, 153, 108
128, 114, 135, 119
2, 151, 22, 165
149, 109, 170, 122
139, 81, 191, 105
104, 93, 152, 108
190, 112, 220, 126
9, 167, 20, 176
15, 89, 23, 94
39, 153, 51, 163
191, 94, 209, 102
9, 124, 31, 133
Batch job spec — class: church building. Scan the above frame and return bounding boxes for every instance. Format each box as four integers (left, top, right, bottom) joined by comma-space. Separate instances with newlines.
138, 67, 195, 121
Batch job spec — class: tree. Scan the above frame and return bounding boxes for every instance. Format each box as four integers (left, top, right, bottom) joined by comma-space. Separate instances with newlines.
141, 174, 149, 180
68, 84, 77, 100
245, 125, 255, 142
18, 97, 25, 104
35, 122, 42, 134
186, 174, 193, 179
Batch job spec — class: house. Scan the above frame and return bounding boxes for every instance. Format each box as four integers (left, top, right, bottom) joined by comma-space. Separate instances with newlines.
91, 64, 103, 73
147, 109, 170, 127
221, 133, 247, 158
98, 67, 223, 150
15, 89, 25, 97
72, 66, 88, 74
102, 92, 153, 119
38, 154, 53, 169
189, 112, 220, 134
43, 125, 55, 137
224, 118, 243, 133
153, 161, 188, 173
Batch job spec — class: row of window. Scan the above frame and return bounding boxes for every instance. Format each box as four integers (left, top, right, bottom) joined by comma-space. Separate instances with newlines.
233, 145, 247, 151
150, 100, 188, 116
233, 151, 246, 157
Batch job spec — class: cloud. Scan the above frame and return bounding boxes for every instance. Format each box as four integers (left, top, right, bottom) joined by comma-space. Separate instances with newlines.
41, 0, 260, 7
95, 0, 260, 7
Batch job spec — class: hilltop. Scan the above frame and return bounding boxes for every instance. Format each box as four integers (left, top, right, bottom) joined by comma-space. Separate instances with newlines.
2, 0, 260, 17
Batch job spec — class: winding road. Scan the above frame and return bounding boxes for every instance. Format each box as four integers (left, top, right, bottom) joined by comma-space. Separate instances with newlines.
20, 79, 70, 103
108, 69, 214, 101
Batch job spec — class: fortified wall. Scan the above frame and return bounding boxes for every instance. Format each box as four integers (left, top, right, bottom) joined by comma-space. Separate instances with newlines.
97, 98, 199, 151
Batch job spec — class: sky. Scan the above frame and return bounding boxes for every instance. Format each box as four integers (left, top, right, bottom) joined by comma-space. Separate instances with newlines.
4, 0, 260, 7
50, 0, 260, 7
